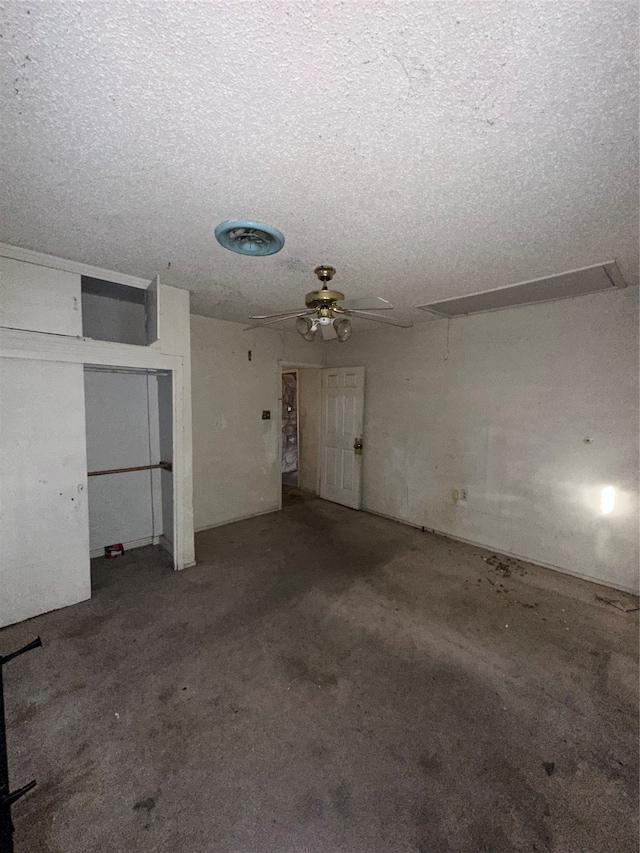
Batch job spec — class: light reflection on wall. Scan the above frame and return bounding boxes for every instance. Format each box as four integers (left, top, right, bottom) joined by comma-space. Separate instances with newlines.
576, 483, 631, 519
600, 485, 616, 515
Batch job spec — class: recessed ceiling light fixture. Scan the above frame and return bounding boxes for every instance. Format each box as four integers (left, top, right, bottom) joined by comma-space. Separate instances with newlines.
214, 220, 285, 256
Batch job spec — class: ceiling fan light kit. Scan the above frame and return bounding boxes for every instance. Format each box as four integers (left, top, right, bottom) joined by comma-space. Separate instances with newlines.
215, 220, 285, 256
245, 266, 412, 342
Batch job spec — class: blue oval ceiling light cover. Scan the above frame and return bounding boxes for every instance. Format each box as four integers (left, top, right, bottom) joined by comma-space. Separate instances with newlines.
215, 220, 285, 256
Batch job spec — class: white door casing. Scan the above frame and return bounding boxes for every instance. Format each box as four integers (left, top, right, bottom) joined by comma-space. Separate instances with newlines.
145, 275, 159, 344
319, 366, 365, 509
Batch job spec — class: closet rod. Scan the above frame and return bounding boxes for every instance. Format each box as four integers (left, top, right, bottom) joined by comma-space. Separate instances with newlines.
88, 461, 172, 477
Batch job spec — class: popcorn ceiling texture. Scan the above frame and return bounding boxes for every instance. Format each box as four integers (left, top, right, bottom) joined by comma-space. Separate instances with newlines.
0, 1, 637, 325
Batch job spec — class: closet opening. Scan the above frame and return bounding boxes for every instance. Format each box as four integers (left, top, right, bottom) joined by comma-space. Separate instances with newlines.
81, 276, 158, 345
84, 366, 174, 584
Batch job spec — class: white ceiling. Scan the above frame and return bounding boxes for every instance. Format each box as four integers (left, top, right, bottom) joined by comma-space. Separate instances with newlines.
1, 1, 637, 328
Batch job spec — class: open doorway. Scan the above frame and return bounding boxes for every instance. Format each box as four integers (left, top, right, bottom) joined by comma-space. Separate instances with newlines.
84, 366, 174, 586
280, 365, 323, 507
281, 371, 298, 486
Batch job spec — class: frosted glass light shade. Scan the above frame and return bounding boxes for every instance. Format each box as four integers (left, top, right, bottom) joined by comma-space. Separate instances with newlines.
296, 315, 317, 341
335, 319, 352, 342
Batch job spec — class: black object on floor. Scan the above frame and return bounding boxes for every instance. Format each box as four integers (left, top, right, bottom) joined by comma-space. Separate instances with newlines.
0, 637, 42, 853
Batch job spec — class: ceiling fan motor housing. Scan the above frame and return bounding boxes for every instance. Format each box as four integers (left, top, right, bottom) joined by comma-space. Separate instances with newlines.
306, 266, 343, 308
305, 289, 345, 309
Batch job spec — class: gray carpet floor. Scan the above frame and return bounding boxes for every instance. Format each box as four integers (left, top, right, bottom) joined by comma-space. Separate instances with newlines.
2, 491, 638, 852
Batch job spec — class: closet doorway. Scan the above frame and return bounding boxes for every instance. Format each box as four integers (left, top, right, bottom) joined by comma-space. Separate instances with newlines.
84, 366, 174, 579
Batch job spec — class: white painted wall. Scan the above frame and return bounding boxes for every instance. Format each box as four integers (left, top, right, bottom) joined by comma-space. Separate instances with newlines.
325, 289, 639, 593
191, 316, 281, 530
84, 369, 163, 556
280, 330, 326, 366
0, 359, 91, 625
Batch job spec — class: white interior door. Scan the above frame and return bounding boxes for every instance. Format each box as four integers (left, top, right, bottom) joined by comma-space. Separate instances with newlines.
319, 366, 365, 509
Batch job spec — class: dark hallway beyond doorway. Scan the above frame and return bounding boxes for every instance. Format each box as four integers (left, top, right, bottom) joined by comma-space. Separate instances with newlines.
281, 371, 298, 487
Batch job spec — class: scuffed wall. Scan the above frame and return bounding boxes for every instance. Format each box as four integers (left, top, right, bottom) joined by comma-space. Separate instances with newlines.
325, 288, 639, 592
191, 317, 285, 530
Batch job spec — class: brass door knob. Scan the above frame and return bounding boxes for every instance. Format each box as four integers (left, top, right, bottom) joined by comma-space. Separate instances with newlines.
353, 438, 363, 455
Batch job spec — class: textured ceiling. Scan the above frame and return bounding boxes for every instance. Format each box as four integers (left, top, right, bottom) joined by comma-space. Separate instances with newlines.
1, 1, 638, 329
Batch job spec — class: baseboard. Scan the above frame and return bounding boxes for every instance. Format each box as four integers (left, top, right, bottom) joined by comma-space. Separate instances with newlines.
90, 535, 159, 559
195, 506, 279, 533
158, 534, 173, 556
361, 506, 639, 596
290, 485, 317, 496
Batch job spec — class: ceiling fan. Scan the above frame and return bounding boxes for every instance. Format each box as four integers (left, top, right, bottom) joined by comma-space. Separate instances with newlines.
244, 266, 413, 342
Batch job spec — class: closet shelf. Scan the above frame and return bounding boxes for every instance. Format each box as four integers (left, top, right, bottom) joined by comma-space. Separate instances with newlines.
88, 461, 172, 477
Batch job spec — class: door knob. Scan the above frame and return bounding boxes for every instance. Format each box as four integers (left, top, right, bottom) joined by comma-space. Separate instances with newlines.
353, 438, 363, 455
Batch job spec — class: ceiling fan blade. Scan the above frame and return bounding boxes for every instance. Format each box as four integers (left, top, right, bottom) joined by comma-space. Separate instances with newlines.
339, 296, 394, 310
320, 322, 338, 340
344, 309, 413, 328
249, 308, 308, 319
243, 311, 312, 330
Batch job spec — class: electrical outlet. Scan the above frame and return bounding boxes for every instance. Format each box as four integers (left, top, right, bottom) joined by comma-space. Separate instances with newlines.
460, 488, 468, 502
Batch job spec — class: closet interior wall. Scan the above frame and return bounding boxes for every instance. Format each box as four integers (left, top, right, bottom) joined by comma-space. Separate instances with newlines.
84, 367, 170, 558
